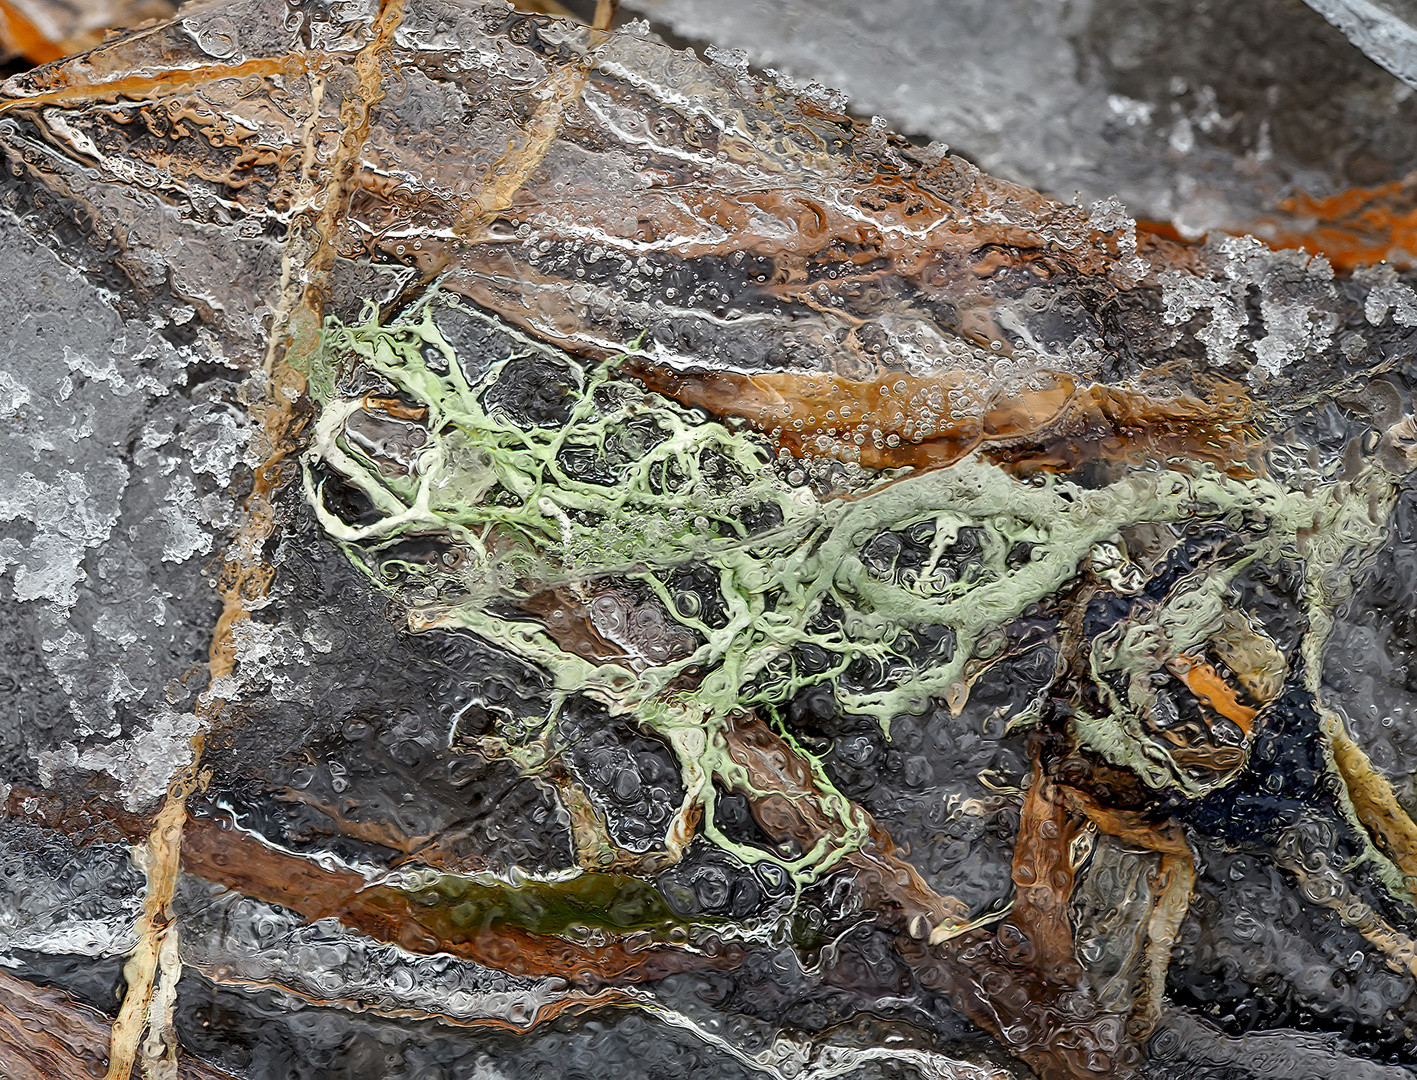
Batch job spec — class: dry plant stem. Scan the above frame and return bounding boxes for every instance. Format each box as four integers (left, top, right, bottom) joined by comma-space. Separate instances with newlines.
1276, 847, 1417, 978
276, 787, 445, 861
1327, 715, 1417, 894
454, 61, 592, 241
103, 0, 408, 1074
593, 0, 618, 31
1167, 655, 1259, 734
510, 0, 581, 16
102, 765, 202, 1080
539, 763, 689, 873
0, 867, 622, 1072
719, 712, 1133, 1080
1054, 786, 1196, 1036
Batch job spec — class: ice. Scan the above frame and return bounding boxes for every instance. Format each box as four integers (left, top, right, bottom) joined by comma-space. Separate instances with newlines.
0, 822, 142, 960
35, 708, 202, 810
0, 208, 233, 797
1304, 0, 1417, 86
0, 3, 1416, 1079
175, 875, 578, 1025
1159, 234, 1341, 383
626, 0, 1417, 236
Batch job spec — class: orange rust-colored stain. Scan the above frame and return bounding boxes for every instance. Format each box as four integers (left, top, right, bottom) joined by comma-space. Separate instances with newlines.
0, 0, 64, 64
626, 361, 1259, 476
1135, 219, 1189, 245
1166, 653, 1259, 735
1148, 181, 1417, 274
1261, 179, 1417, 273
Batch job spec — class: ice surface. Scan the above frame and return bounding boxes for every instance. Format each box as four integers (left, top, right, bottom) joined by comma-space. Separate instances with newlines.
0, 2, 1415, 1080
0, 211, 240, 805
1305, 0, 1417, 86
627, 0, 1417, 238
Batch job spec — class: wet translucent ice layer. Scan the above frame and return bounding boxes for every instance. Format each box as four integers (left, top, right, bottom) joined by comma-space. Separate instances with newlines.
1, 2, 1417, 1080
626, 0, 1417, 240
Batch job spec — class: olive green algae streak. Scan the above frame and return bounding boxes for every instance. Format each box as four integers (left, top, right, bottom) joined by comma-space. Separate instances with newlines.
301, 300, 1410, 884
404, 871, 682, 938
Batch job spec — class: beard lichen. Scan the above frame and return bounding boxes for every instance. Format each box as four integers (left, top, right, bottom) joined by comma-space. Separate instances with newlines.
301, 298, 1415, 898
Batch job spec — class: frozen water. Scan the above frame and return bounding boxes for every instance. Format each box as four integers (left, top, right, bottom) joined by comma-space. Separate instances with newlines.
627, 0, 1417, 236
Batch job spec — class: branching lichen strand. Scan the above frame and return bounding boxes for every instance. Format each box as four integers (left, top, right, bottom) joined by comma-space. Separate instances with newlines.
303, 302, 1417, 890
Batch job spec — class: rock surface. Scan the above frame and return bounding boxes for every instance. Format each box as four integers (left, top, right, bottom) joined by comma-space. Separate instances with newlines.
1, 3, 1417, 1080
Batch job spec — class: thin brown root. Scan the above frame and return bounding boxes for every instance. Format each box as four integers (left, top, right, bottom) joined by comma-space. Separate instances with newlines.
1007, 771, 1085, 985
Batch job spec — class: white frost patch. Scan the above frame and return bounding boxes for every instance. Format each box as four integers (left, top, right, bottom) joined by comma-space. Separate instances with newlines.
225, 617, 313, 701
0, 916, 138, 960
157, 474, 213, 563
1160, 234, 1338, 385
0, 369, 30, 417
0, 464, 129, 608
1355, 263, 1417, 327
1088, 195, 1151, 285
1160, 269, 1246, 361
63, 341, 130, 393
11, 533, 88, 606
0, 537, 21, 574
36, 708, 202, 810
1107, 94, 1154, 127
40, 626, 89, 668
182, 406, 249, 488
94, 607, 140, 646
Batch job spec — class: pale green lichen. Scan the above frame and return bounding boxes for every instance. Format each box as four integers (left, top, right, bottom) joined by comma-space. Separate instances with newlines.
301, 298, 1414, 891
